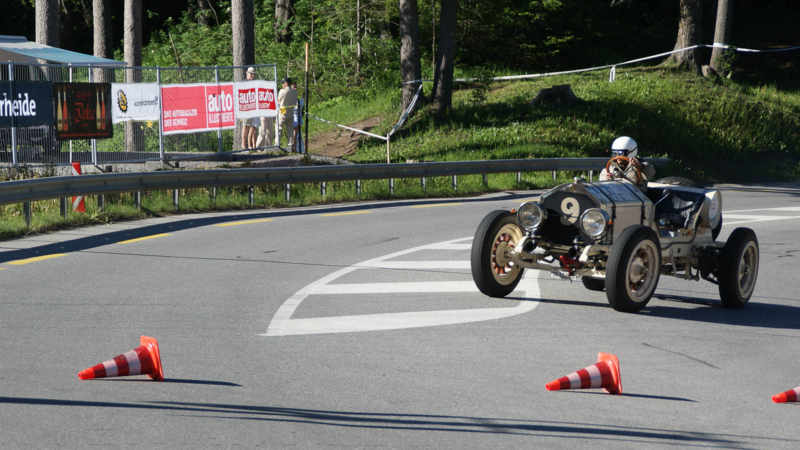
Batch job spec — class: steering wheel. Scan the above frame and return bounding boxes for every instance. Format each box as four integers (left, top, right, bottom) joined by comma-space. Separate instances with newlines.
605, 156, 642, 184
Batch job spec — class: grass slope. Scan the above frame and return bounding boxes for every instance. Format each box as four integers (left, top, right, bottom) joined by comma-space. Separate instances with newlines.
328, 67, 799, 183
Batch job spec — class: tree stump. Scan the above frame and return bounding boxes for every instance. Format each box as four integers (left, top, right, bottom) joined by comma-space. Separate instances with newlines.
528, 84, 582, 107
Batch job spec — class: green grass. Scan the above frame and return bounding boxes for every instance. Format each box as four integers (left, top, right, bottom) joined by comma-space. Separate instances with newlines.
0, 170, 576, 240
332, 67, 800, 182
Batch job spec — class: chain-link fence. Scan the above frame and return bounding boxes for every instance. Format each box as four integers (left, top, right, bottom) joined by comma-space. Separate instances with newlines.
0, 62, 277, 167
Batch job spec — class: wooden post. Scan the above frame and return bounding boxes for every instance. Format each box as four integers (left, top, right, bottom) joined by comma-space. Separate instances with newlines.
305, 42, 310, 157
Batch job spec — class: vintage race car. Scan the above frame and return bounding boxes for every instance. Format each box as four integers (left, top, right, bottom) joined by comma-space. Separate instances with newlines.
471, 160, 759, 312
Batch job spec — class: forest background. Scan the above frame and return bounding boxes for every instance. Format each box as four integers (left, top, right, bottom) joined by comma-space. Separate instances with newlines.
4, 0, 799, 100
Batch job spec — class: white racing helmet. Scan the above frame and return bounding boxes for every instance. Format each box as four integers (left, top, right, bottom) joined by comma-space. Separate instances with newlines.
611, 136, 638, 159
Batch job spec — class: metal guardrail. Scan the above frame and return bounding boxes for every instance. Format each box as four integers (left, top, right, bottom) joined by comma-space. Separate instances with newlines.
2, 157, 672, 227
0, 157, 671, 207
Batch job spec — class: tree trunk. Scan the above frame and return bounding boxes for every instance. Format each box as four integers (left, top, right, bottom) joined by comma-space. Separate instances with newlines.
36, 0, 59, 80
431, 0, 457, 115
232, 0, 255, 150
36, 0, 59, 47
664, 0, 702, 73
399, 0, 422, 114
275, 0, 294, 44
233, 0, 255, 78
710, 0, 733, 74
93, 0, 112, 82
124, 0, 144, 153
196, 0, 210, 26
356, 0, 361, 81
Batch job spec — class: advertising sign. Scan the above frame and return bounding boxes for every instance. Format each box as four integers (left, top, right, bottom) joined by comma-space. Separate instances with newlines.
0, 81, 54, 128
233, 80, 277, 119
161, 83, 236, 135
54, 82, 113, 140
110, 83, 161, 124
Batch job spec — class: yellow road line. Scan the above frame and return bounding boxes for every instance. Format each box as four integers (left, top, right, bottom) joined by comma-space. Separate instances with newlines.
8, 254, 68, 265
215, 219, 274, 227
117, 233, 172, 244
321, 211, 371, 217
411, 203, 462, 209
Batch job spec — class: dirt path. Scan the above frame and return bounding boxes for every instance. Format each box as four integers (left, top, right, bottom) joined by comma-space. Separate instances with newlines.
308, 116, 383, 158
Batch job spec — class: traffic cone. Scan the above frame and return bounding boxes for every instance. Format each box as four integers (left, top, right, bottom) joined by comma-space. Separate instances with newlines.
546, 352, 622, 395
71, 162, 85, 213
772, 386, 800, 403
79, 336, 164, 381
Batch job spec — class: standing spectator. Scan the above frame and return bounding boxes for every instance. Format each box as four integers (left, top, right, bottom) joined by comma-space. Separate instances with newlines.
241, 67, 260, 150
256, 116, 275, 149
277, 77, 297, 152
291, 81, 305, 153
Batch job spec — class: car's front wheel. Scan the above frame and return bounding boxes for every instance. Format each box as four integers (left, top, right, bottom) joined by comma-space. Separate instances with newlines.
471, 210, 525, 297
606, 225, 661, 312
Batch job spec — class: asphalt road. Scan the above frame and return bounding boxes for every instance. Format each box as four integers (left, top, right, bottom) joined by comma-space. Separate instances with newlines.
1, 183, 799, 449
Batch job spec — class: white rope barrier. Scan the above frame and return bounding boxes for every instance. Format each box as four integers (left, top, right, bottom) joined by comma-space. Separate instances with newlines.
388, 83, 424, 138
401, 43, 800, 85
311, 81, 424, 142
310, 115, 389, 141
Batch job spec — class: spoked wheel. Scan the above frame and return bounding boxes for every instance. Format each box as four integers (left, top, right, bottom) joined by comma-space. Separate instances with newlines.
606, 225, 661, 312
718, 228, 759, 308
471, 210, 525, 297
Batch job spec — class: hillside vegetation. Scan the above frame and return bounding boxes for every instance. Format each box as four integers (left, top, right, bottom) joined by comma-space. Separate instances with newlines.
312, 66, 800, 183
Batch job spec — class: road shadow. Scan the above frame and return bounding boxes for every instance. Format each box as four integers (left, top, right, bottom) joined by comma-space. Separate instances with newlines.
556, 390, 696, 402
87, 378, 241, 387
644, 294, 800, 330
2, 396, 796, 447
0, 192, 539, 265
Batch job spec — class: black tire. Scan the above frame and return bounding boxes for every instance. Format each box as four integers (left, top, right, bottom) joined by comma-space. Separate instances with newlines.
718, 228, 759, 308
582, 277, 605, 291
606, 225, 662, 312
712, 214, 723, 241
471, 210, 525, 297
653, 176, 703, 188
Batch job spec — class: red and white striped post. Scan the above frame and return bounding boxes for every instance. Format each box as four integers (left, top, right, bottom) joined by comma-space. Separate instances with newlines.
71, 162, 85, 213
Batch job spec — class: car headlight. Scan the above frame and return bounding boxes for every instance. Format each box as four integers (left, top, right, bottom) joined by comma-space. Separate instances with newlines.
517, 202, 545, 231
580, 208, 610, 239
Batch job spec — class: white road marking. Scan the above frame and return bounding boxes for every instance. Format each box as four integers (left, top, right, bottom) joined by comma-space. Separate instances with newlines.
263, 237, 540, 337
356, 261, 471, 270
726, 206, 800, 213
311, 281, 478, 295
722, 207, 800, 226
723, 214, 799, 225
422, 243, 472, 251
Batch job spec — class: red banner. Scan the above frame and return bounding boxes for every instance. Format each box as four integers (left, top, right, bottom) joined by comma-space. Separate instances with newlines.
161, 83, 235, 135
234, 80, 278, 119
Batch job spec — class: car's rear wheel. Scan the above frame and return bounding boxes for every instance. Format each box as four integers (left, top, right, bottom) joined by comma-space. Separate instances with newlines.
606, 225, 661, 312
471, 210, 525, 297
718, 228, 759, 308
581, 276, 605, 291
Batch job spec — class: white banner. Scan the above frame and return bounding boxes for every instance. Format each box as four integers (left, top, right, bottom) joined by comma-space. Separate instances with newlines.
111, 83, 161, 124
233, 80, 278, 119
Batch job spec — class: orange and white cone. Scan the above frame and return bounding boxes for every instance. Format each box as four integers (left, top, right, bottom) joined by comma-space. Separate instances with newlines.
772, 386, 800, 403
79, 336, 164, 381
546, 352, 622, 395
71, 162, 85, 213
